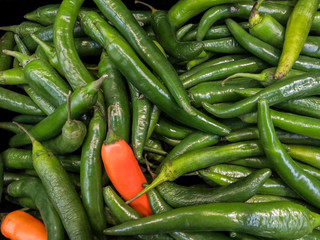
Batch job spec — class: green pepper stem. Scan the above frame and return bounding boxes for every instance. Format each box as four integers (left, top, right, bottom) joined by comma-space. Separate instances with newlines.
0, 25, 19, 33
13, 121, 35, 144
135, 0, 158, 14
249, 0, 264, 28
221, 72, 267, 87
2, 50, 32, 67
125, 171, 167, 205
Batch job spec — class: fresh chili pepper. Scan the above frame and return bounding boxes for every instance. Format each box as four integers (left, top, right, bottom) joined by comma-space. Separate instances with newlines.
225, 18, 320, 71
181, 57, 268, 89
14, 34, 30, 56
14, 122, 93, 240
146, 185, 232, 240
4, 50, 71, 108
127, 141, 263, 204
1, 210, 47, 240
22, 85, 56, 115
240, 108, 320, 140
184, 52, 216, 70
98, 51, 130, 143
0, 68, 26, 85
0, 86, 44, 116
0, 21, 43, 38
3, 172, 37, 186
258, 99, 320, 208
274, 0, 320, 79
22, 22, 85, 52
80, 106, 106, 235
41, 91, 87, 154
152, 134, 182, 146
94, 0, 196, 116
199, 171, 300, 198
104, 201, 320, 238
102, 186, 173, 240
101, 106, 153, 217
179, 54, 248, 81
157, 169, 271, 208
9, 75, 105, 147
202, 71, 320, 118
225, 127, 320, 146
7, 178, 65, 240
89, 11, 230, 136
146, 105, 161, 140
12, 115, 45, 124
4, 196, 37, 210
128, 82, 152, 163
203, 37, 246, 53
188, 78, 262, 107
203, 164, 255, 179
167, 0, 249, 28
176, 23, 195, 40
0, 32, 14, 71
182, 22, 249, 41
153, 117, 193, 140
235, 88, 320, 119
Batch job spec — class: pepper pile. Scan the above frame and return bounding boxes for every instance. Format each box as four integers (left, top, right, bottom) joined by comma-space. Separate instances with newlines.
1, 0, 320, 239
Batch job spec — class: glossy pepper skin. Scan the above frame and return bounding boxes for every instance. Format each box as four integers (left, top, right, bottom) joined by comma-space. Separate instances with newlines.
275, 0, 320, 79
258, 99, 320, 209
104, 201, 320, 239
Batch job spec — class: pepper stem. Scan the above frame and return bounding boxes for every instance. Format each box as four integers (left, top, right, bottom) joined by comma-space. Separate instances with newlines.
2, 50, 32, 67
135, 1, 158, 14
249, 0, 264, 28
13, 121, 35, 144
221, 72, 267, 87
92, 74, 107, 91
125, 171, 168, 204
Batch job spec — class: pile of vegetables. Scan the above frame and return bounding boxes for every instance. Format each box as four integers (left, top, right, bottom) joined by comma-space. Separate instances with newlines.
1, 0, 320, 239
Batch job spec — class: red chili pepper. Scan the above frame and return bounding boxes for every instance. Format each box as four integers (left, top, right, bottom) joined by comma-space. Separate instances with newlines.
1, 210, 47, 240
101, 107, 153, 217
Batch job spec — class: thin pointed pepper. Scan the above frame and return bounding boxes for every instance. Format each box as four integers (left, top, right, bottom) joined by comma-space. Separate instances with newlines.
258, 99, 320, 208
13, 122, 93, 240
274, 0, 320, 79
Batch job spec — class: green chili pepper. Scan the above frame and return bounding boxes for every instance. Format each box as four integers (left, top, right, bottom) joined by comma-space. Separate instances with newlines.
104, 201, 320, 239
7, 178, 65, 240
188, 78, 262, 107
22, 85, 56, 115
240, 108, 320, 140
98, 51, 130, 143
14, 34, 30, 56
181, 57, 268, 89
146, 105, 161, 140
153, 118, 193, 140
0, 32, 14, 71
12, 115, 45, 124
225, 127, 320, 146
0, 86, 44, 116
80, 106, 106, 235
146, 185, 232, 240
156, 168, 271, 208
14, 123, 92, 240
3, 172, 37, 186
274, 0, 320, 79
9, 75, 105, 147
0, 68, 25, 85
128, 82, 152, 163
0, 21, 43, 38
202, 71, 320, 118
89, 11, 230, 136
4, 50, 71, 108
0, 122, 32, 135
258, 99, 320, 208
